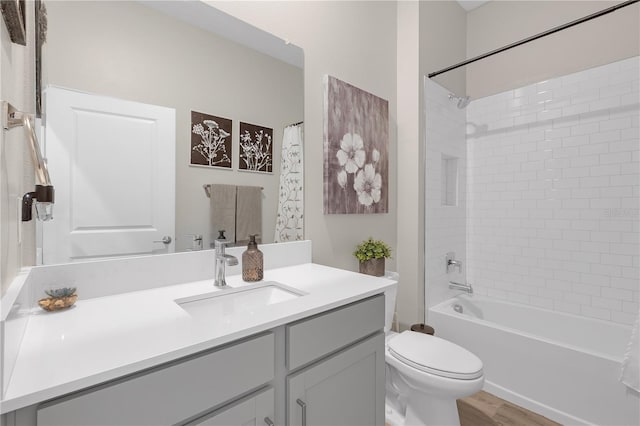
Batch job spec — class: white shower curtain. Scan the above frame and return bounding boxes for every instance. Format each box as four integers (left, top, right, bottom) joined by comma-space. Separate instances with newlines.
274, 123, 304, 242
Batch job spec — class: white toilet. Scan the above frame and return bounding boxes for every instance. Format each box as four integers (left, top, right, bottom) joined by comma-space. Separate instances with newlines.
383, 285, 484, 426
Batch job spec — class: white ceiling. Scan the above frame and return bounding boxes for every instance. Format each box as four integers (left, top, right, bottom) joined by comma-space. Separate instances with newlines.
456, 1, 490, 12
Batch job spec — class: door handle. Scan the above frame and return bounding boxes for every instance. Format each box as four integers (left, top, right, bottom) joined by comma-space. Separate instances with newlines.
153, 236, 172, 244
296, 399, 307, 426
264, 417, 274, 426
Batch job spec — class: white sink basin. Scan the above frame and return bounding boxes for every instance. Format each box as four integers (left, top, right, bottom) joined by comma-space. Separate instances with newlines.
176, 281, 305, 320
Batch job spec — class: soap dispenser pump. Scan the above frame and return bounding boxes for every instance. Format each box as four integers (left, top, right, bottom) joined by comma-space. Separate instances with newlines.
242, 235, 263, 282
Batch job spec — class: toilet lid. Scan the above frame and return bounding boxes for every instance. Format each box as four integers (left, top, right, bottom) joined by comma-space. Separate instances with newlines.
388, 331, 483, 380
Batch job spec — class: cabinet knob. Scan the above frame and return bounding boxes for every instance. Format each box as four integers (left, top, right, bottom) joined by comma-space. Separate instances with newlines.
296, 399, 307, 426
264, 417, 275, 426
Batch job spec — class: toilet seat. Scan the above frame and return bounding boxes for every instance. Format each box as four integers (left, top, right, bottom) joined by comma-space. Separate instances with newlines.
387, 331, 483, 380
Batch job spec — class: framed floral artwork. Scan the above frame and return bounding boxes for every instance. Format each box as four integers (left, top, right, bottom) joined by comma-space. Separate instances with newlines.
190, 111, 232, 169
239, 122, 273, 173
323, 75, 389, 214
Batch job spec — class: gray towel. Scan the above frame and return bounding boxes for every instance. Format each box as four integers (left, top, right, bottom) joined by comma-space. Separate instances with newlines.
236, 185, 262, 245
209, 184, 237, 244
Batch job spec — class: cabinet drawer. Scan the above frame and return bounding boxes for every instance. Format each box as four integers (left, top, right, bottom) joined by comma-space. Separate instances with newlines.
186, 387, 274, 426
286, 295, 384, 370
37, 333, 275, 426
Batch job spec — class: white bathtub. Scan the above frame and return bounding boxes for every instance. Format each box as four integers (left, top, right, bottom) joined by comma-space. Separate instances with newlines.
429, 295, 639, 426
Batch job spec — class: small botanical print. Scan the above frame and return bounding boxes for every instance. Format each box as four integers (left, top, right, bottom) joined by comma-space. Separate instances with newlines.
239, 122, 273, 173
190, 111, 232, 168
324, 75, 389, 214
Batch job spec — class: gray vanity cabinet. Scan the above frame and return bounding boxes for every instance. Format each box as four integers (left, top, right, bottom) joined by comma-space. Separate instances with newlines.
36, 333, 275, 426
285, 295, 386, 426
186, 387, 275, 426
286, 333, 385, 426
6, 294, 386, 426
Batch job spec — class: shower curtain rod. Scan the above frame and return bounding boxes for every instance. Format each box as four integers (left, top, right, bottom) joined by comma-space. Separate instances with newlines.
428, 0, 639, 79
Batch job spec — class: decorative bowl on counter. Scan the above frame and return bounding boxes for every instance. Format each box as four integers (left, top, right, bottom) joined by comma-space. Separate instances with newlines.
38, 287, 78, 312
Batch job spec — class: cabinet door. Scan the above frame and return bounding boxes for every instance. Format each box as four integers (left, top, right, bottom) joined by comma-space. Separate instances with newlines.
287, 333, 385, 426
37, 333, 274, 426
188, 388, 275, 426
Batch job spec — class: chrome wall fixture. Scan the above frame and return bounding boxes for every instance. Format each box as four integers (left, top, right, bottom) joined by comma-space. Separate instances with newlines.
2, 100, 55, 221
449, 281, 473, 294
448, 93, 471, 109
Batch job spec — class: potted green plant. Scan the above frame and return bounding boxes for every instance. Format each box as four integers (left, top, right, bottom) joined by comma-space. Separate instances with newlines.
354, 237, 392, 277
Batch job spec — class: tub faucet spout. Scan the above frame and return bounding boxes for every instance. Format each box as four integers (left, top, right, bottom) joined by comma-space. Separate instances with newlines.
449, 281, 473, 294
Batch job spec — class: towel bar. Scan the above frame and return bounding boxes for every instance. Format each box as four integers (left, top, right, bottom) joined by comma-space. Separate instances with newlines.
203, 184, 263, 198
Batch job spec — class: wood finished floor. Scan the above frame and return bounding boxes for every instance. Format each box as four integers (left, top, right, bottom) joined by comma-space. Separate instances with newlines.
385, 391, 561, 426
457, 391, 561, 426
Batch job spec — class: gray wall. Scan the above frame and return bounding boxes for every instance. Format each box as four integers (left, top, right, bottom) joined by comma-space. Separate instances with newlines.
466, 0, 640, 98
212, 1, 400, 275
216, 0, 471, 330
394, 1, 468, 329
0, 0, 464, 329
43, 1, 303, 251
396, 1, 422, 330
2, 0, 400, 297
0, 2, 35, 295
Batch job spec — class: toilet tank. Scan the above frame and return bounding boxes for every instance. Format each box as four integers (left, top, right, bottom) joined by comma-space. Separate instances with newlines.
384, 271, 399, 333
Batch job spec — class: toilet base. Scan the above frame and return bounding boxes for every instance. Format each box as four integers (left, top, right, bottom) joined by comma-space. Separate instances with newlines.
385, 401, 405, 426
405, 392, 460, 426
385, 393, 461, 426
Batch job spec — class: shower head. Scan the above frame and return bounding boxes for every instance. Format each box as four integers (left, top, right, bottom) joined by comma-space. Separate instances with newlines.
448, 93, 471, 109
457, 96, 471, 109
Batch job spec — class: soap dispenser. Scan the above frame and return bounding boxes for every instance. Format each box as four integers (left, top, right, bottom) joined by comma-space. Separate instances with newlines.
242, 235, 263, 282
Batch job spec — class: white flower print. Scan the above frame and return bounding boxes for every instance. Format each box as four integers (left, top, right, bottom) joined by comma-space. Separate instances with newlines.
353, 163, 382, 207
239, 129, 272, 172
372, 148, 380, 164
336, 133, 365, 174
337, 169, 347, 188
192, 118, 230, 166
203, 119, 217, 128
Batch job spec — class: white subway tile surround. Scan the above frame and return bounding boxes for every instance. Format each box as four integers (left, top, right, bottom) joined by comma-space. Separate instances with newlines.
466, 57, 639, 325
425, 80, 467, 309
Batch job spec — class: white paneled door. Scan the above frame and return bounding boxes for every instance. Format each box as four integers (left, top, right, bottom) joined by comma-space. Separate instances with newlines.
42, 87, 175, 264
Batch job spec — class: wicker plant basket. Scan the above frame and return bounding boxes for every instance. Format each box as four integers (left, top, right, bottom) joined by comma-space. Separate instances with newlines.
359, 258, 385, 277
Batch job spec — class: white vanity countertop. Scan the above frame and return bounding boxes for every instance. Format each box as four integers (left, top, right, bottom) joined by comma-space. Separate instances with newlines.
1, 263, 396, 413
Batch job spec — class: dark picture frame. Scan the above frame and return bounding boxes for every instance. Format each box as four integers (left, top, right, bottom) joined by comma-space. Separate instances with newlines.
190, 111, 233, 169
238, 122, 273, 173
1, 0, 27, 45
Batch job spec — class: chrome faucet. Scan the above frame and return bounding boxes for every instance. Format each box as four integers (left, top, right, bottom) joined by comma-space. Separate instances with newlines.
214, 238, 238, 288
445, 252, 462, 273
449, 281, 473, 294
